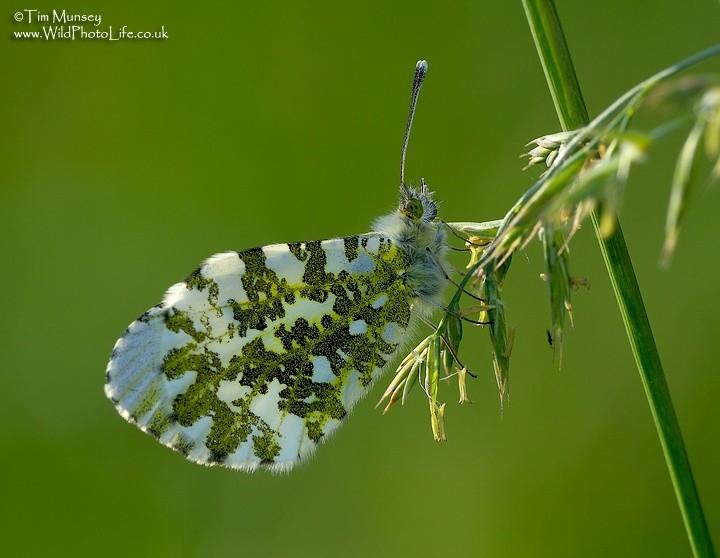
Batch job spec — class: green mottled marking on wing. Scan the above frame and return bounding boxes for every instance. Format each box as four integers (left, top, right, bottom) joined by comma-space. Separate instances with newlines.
186, 268, 219, 306
344, 236, 359, 262
230, 247, 292, 336
165, 310, 206, 342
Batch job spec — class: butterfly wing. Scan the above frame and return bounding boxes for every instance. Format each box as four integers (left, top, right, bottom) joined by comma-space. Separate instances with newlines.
105, 234, 414, 471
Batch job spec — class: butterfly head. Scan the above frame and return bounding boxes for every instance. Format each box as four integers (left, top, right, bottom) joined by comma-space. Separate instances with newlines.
399, 182, 438, 223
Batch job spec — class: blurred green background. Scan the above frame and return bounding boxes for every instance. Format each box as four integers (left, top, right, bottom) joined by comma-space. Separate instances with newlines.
2, 1, 720, 556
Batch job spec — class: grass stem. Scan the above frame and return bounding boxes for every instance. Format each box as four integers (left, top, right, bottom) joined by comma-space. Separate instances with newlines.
521, 1, 715, 555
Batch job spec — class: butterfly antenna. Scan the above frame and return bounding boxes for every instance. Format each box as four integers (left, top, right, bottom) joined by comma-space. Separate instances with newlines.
400, 59, 428, 187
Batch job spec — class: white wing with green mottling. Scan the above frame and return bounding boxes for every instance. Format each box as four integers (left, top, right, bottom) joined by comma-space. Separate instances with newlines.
105, 234, 415, 472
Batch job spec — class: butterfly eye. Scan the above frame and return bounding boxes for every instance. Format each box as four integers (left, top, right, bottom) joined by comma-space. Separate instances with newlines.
401, 198, 424, 221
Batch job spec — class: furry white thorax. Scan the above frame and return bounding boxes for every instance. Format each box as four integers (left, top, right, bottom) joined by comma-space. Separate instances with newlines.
372, 206, 449, 312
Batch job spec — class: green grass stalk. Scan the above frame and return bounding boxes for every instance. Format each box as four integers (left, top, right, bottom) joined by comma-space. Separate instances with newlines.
521, 1, 715, 556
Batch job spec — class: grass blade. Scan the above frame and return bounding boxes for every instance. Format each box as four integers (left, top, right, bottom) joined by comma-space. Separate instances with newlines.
522, 1, 715, 555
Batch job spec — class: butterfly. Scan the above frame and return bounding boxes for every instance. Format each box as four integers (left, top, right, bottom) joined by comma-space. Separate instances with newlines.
105, 60, 453, 472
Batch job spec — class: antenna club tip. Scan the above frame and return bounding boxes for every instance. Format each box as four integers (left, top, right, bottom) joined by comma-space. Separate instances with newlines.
416, 59, 428, 74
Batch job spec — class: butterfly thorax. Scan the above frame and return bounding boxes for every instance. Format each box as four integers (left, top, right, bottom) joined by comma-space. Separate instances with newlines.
372, 185, 448, 309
